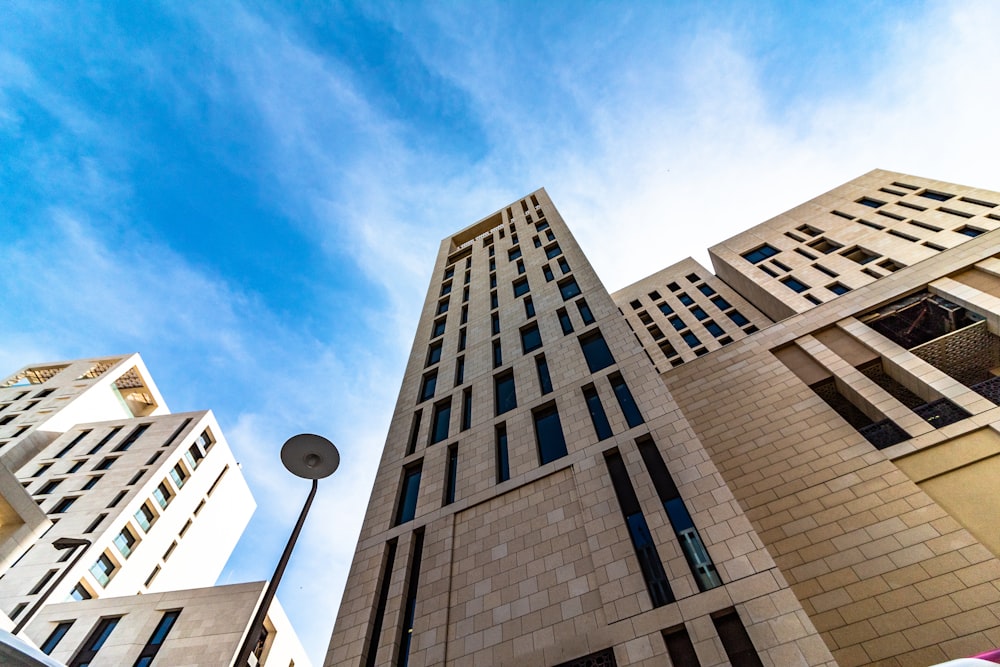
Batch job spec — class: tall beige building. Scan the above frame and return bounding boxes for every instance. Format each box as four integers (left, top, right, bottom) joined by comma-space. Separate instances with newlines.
327, 170, 1000, 667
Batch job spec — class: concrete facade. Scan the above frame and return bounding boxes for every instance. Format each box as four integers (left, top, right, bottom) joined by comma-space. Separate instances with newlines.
328, 171, 1000, 667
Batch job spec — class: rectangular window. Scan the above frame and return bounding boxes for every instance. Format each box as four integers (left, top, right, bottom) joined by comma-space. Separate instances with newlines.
107, 491, 126, 508
491, 312, 501, 335
113, 423, 150, 452
458, 328, 467, 351
444, 445, 458, 505
495, 424, 510, 483
741, 244, 778, 264
94, 457, 117, 471
489, 273, 497, 288
713, 609, 764, 667
662, 626, 700, 667
583, 385, 613, 440
520, 323, 542, 353
52, 496, 77, 513
407, 411, 421, 457
85, 513, 107, 534
436, 299, 448, 315
604, 449, 673, 607
169, 463, 187, 489
395, 465, 422, 525
70, 583, 92, 601
543, 265, 554, 282
579, 330, 615, 372
67, 460, 85, 473
512, 277, 530, 297
516, 259, 525, 275
419, 371, 437, 402
533, 403, 568, 464
490, 339, 502, 368
153, 482, 172, 509
637, 436, 721, 591
132, 610, 181, 667
524, 295, 535, 318
544, 243, 562, 259
426, 341, 442, 367
494, 371, 517, 415
557, 257, 570, 274
490, 291, 498, 309
454, 356, 465, 387
557, 308, 574, 334
32, 463, 53, 478
396, 529, 425, 667
114, 526, 137, 559
535, 355, 553, 394
430, 399, 451, 445
69, 616, 121, 667
40, 621, 73, 655
38, 479, 61, 495
461, 389, 472, 431
89, 553, 117, 587
705, 321, 725, 337
508, 246, 522, 261
431, 318, 446, 338
558, 277, 581, 300
610, 373, 644, 427
682, 331, 701, 348
29, 569, 57, 594
460, 304, 468, 323
576, 299, 595, 324
82, 476, 101, 490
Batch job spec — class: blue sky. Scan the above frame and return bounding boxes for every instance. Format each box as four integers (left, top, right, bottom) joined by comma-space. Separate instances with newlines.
3, 1, 999, 661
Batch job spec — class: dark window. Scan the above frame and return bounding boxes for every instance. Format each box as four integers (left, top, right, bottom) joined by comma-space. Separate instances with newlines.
521, 324, 542, 353
690, 306, 707, 320
712, 296, 730, 310
461, 389, 472, 431
419, 372, 437, 402
576, 299, 595, 325
426, 341, 442, 367
583, 385, 613, 440
70, 583, 92, 601
705, 321, 725, 337
406, 411, 422, 456
534, 404, 568, 464
107, 491, 127, 508
536, 355, 553, 394
495, 425, 510, 483
454, 357, 465, 386
557, 257, 570, 274
40, 621, 73, 655
533, 236, 541, 247
56, 430, 94, 457
658, 303, 674, 316
365, 540, 397, 667
857, 197, 885, 208
827, 282, 850, 295
741, 244, 778, 264
153, 482, 171, 509
458, 328, 467, 351
431, 318, 446, 338
29, 569, 57, 595
494, 372, 517, 415
516, 259, 525, 275
958, 225, 984, 237
524, 296, 535, 318
713, 609, 764, 667
558, 277, 581, 300
536, 220, 549, 231
682, 331, 701, 348
780, 277, 809, 293
919, 189, 953, 201
69, 616, 121, 667
82, 476, 101, 491
669, 315, 685, 331
662, 626, 700, 667
38, 479, 61, 495
489, 273, 497, 288
52, 496, 77, 513
543, 265, 554, 282
557, 308, 574, 334
698, 284, 716, 297
444, 445, 458, 505
396, 529, 425, 667
545, 243, 562, 259
395, 465, 422, 525
492, 339, 503, 368
678, 293, 693, 306
637, 436, 721, 591
727, 310, 749, 326
604, 450, 673, 607
440, 281, 452, 296
841, 246, 880, 264
490, 291, 498, 309
610, 373, 644, 427
460, 304, 468, 323
132, 610, 181, 667
512, 278, 530, 297
430, 400, 451, 445
579, 330, 615, 372
491, 312, 501, 335
444, 266, 454, 280
508, 246, 522, 261
437, 299, 449, 315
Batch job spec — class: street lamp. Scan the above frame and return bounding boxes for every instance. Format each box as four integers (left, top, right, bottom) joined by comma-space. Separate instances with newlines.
13, 537, 92, 636
233, 434, 339, 667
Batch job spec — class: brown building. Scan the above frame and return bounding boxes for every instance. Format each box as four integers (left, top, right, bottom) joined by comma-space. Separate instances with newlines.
327, 170, 1000, 667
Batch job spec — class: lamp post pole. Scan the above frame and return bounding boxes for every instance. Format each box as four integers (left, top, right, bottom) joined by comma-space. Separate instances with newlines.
232, 434, 339, 667
13, 537, 91, 636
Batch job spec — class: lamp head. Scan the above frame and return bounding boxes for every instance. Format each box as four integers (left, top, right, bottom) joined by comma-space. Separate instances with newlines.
280, 434, 340, 480
53, 537, 91, 550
